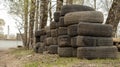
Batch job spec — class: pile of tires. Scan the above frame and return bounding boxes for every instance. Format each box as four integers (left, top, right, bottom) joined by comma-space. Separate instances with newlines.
46, 12, 60, 54
34, 29, 46, 53
57, 5, 94, 57
58, 5, 118, 59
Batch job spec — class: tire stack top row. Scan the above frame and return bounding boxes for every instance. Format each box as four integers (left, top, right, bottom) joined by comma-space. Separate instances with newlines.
57, 5, 118, 59
58, 5, 95, 57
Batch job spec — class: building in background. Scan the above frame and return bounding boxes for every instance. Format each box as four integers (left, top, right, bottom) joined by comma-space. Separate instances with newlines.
0, 19, 5, 39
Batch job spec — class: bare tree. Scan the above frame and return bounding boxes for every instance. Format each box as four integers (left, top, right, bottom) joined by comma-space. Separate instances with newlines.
35, 0, 40, 31
40, 0, 49, 29
106, 0, 120, 37
56, 0, 63, 11
24, 0, 29, 48
29, 0, 36, 49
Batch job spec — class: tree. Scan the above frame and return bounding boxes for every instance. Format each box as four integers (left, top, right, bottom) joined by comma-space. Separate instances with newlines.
35, 0, 40, 31
56, 0, 63, 11
40, 0, 49, 29
29, 0, 36, 49
24, 0, 29, 48
106, 0, 120, 37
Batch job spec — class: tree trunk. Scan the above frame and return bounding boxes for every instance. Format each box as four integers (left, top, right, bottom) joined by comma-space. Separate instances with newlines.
29, 0, 36, 49
24, 0, 29, 48
40, 0, 49, 29
94, 0, 96, 10
56, 0, 63, 11
106, 0, 120, 37
49, 0, 52, 22
35, 0, 39, 31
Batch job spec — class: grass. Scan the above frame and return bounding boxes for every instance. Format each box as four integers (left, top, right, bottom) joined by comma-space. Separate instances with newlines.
10, 49, 120, 67
10, 48, 34, 56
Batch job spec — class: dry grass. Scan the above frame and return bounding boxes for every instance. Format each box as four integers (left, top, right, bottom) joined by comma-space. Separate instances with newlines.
10, 49, 120, 67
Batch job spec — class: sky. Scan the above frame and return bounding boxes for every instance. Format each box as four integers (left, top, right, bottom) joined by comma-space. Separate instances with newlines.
0, 1, 18, 35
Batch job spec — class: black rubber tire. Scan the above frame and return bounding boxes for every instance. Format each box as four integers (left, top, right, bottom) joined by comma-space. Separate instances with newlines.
53, 37, 58, 45
38, 29, 46, 35
35, 37, 40, 43
58, 35, 71, 47
58, 47, 73, 57
54, 11, 61, 22
78, 23, 113, 37
73, 48, 77, 57
34, 42, 45, 53
45, 46, 49, 51
46, 30, 51, 37
58, 27, 68, 36
40, 35, 47, 42
50, 21, 58, 29
77, 46, 118, 59
71, 37, 77, 48
48, 45, 58, 54
68, 24, 78, 37
35, 31, 40, 37
58, 17, 67, 27
76, 36, 113, 47
61, 5, 95, 16
64, 11, 103, 26
51, 29, 58, 37
46, 37, 53, 46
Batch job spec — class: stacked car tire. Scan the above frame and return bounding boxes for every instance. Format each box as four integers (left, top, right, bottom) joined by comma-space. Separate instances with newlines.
59, 5, 118, 59
34, 4, 118, 59
34, 29, 46, 53
47, 12, 60, 54
58, 5, 94, 57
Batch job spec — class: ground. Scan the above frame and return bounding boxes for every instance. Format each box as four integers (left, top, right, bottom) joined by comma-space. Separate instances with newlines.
0, 48, 120, 67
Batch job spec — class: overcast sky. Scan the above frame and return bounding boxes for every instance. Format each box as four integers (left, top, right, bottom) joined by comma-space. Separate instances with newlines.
0, 1, 19, 35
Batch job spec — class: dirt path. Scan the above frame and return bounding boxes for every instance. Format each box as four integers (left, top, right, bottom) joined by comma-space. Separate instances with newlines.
0, 49, 22, 67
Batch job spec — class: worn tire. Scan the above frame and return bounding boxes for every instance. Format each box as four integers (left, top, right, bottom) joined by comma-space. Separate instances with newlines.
64, 11, 103, 26
68, 24, 78, 37
48, 45, 58, 54
40, 35, 47, 42
35, 31, 40, 37
45, 46, 49, 51
53, 37, 58, 45
51, 29, 58, 37
54, 11, 61, 22
77, 46, 118, 59
46, 30, 51, 37
78, 23, 113, 37
71, 37, 77, 48
58, 35, 71, 47
58, 47, 73, 57
35, 37, 40, 43
76, 36, 113, 47
61, 5, 95, 16
73, 48, 77, 57
58, 17, 67, 27
58, 27, 68, 35
50, 21, 58, 29
34, 42, 45, 53
46, 37, 53, 46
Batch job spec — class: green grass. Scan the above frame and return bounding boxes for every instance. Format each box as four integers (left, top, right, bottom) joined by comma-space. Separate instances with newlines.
10, 49, 120, 67
10, 48, 34, 56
